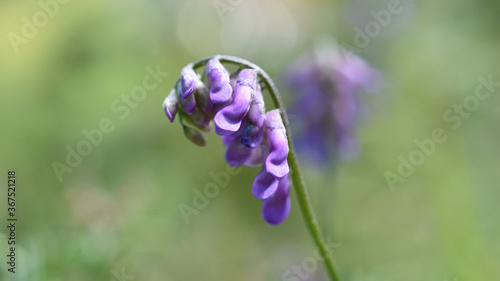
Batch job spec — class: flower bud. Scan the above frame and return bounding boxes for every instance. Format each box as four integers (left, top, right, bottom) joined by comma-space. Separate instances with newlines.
179, 68, 197, 115
181, 111, 212, 133
194, 80, 213, 113
180, 66, 197, 101
182, 125, 207, 147
163, 88, 178, 123
190, 108, 212, 128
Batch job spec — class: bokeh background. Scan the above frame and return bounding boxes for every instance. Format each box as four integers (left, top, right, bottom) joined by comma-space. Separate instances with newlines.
1, 0, 499, 280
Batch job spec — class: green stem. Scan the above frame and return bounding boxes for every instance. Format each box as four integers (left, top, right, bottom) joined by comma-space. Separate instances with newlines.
191, 55, 342, 281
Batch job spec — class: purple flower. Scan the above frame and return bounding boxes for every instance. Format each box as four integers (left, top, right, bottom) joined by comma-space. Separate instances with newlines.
264, 110, 289, 178
283, 44, 381, 164
206, 58, 233, 104
250, 109, 290, 224
214, 69, 255, 135
164, 58, 291, 225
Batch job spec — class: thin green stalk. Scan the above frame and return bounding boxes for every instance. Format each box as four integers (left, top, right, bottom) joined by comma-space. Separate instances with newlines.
191, 55, 342, 281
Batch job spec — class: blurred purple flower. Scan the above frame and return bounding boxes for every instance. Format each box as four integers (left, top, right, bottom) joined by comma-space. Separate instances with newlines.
283, 44, 381, 164
164, 57, 291, 225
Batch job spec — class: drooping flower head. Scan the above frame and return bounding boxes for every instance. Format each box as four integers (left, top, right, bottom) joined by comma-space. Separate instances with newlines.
282, 41, 381, 164
163, 56, 290, 225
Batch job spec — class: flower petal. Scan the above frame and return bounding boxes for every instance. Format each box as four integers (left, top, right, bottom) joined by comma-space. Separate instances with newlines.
163, 88, 178, 123
244, 146, 263, 167
221, 135, 236, 147
241, 124, 264, 148
252, 168, 279, 200
180, 66, 197, 102
262, 176, 290, 225
264, 110, 289, 178
181, 93, 197, 115
241, 85, 265, 148
206, 58, 233, 104
247, 85, 265, 128
225, 136, 252, 167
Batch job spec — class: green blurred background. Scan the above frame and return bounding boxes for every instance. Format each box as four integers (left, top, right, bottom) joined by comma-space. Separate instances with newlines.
0, 0, 499, 280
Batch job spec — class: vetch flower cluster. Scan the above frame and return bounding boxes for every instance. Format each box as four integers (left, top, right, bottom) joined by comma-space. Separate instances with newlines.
163, 56, 290, 225
282, 43, 381, 164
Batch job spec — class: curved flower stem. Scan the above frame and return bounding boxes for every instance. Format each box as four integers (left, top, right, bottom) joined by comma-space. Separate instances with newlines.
190, 55, 342, 281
